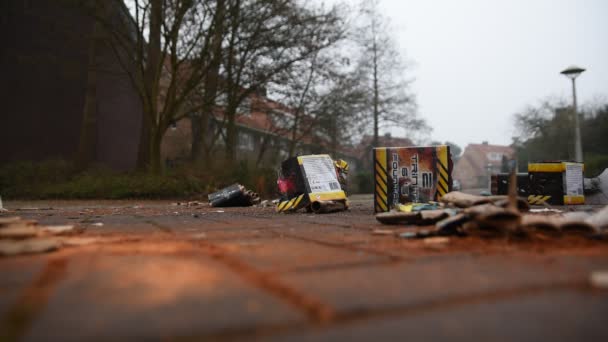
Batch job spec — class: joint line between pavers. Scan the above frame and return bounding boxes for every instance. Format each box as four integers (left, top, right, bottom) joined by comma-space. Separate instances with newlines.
330, 280, 591, 327
0, 257, 70, 341
272, 230, 403, 262
193, 240, 337, 324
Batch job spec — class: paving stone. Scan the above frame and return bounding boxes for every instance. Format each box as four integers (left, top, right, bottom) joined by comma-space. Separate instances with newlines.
24, 254, 305, 341
0, 257, 45, 317
278, 254, 608, 315
215, 237, 389, 273
270, 290, 608, 342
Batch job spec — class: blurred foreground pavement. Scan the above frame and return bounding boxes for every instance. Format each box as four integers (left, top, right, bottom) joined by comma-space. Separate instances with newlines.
1, 195, 607, 341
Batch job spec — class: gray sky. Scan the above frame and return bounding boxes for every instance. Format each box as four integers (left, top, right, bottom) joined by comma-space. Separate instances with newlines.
341, 0, 608, 149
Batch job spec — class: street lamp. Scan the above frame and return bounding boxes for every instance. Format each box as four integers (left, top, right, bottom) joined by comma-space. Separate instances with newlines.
560, 65, 585, 163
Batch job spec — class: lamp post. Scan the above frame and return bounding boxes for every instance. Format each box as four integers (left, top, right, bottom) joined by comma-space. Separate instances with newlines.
560, 65, 585, 163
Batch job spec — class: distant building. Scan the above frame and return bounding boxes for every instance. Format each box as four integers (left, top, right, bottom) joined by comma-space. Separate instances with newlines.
453, 142, 514, 189
161, 92, 361, 171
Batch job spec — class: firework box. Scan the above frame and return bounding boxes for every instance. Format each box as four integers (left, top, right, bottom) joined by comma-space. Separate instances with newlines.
373, 146, 452, 213
276, 154, 347, 212
528, 162, 584, 205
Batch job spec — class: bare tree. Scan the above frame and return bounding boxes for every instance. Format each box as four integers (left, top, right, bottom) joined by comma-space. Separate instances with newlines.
218, 0, 343, 165
352, 0, 424, 148
79, 0, 224, 173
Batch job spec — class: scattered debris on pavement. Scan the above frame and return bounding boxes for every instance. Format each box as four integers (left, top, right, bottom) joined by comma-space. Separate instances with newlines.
0, 217, 85, 256
208, 183, 261, 207
173, 201, 206, 207
589, 270, 608, 289
585, 168, 608, 205
376, 191, 608, 241
276, 155, 348, 214
0, 238, 60, 256
0, 195, 7, 212
259, 199, 280, 208
334, 159, 349, 194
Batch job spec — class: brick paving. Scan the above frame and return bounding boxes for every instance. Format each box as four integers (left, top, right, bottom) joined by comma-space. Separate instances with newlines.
1, 195, 607, 341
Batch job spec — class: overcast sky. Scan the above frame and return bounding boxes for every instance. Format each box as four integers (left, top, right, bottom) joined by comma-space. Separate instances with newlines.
331, 0, 608, 149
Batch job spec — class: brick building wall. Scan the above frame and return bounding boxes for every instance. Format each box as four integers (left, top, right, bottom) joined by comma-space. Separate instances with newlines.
0, 1, 142, 170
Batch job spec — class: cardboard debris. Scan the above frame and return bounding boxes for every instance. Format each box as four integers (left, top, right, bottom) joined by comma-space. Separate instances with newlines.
0, 238, 60, 256
372, 229, 396, 236
0, 217, 84, 256
0, 225, 40, 239
440, 191, 529, 211
0, 216, 24, 225
376, 190, 608, 241
41, 225, 79, 235
589, 271, 608, 289
586, 205, 608, 230
58, 236, 127, 247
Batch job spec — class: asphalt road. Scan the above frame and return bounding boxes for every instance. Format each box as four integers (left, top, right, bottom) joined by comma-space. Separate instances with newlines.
1, 195, 607, 341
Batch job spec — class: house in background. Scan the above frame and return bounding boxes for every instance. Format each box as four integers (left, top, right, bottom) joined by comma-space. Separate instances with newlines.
453, 142, 514, 190
161, 91, 361, 172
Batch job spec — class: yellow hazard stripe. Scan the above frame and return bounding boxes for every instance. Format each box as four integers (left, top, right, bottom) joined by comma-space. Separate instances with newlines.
436, 145, 450, 198
375, 162, 387, 180
293, 194, 304, 208
283, 197, 296, 211
528, 163, 585, 173
375, 174, 387, 190
528, 195, 551, 205
277, 200, 288, 212
528, 163, 564, 173
376, 198, 388, 212
564, 195, 585, 205
375, 184, 387, 204
374, 148, 389, 213
375, 148, 387, 170
277, 194, 307, 212
438, 177, 449, 194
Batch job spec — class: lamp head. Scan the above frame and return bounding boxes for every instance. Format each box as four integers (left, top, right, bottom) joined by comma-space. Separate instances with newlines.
560, 65, 586, 80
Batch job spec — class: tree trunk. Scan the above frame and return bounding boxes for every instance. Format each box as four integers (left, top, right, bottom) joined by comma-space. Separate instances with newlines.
256, 135, 270, 167
149, 128, 163, 174
288, 116, 299, 157
75, 14, 99, 171
137, 0, 162, 172
225, 105, 238, 165
191, 0, 225, 165
137, 106, 153, 171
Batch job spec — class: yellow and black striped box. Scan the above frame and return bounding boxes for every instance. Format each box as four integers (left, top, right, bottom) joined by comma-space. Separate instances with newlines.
276, 155, 347, 213
528, 162, 584, 205
373, 146, 452, 213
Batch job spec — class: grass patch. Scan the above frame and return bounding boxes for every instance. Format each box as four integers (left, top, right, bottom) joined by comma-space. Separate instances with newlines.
0, 160, 206, 199
0, 159, 280, 200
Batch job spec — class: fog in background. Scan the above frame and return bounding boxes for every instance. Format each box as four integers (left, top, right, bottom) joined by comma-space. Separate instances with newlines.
327, 0, 608, 148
